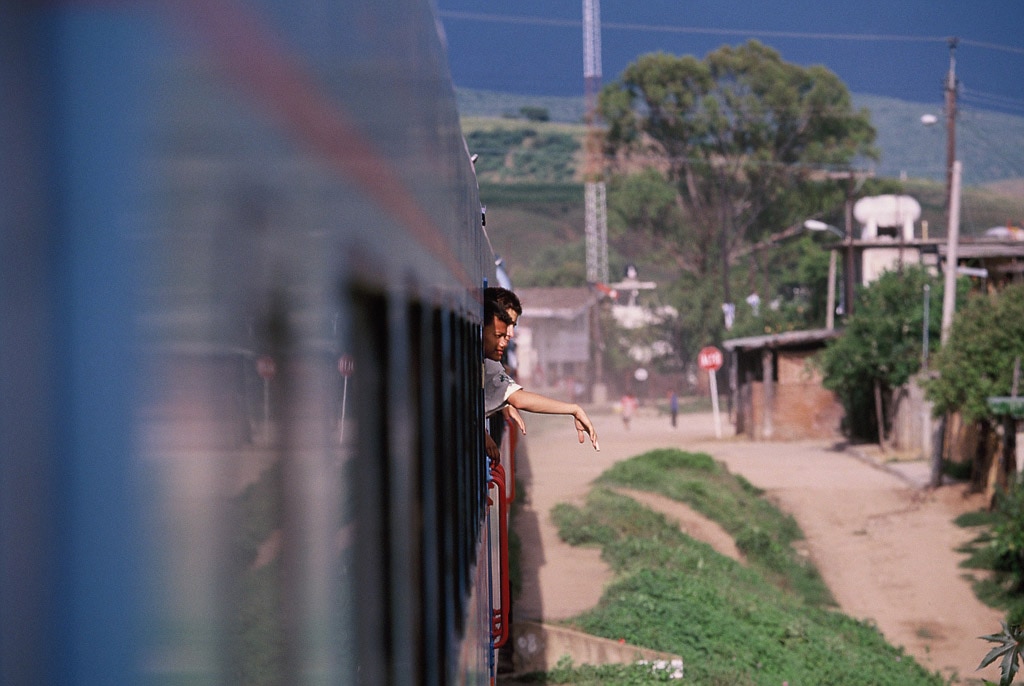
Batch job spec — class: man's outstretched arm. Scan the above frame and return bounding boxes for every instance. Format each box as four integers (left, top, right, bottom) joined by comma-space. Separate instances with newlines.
506, 389, 599, 450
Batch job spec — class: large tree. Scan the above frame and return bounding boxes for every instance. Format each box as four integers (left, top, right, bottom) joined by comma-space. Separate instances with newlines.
598, 41, 876, 310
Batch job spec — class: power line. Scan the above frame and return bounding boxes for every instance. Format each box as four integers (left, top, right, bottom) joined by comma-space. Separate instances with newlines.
437, 10, 1023, 56
960, 87, 1024, 115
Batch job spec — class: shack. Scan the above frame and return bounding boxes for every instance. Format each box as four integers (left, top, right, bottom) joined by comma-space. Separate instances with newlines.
515, 286, 598, 395
724, 329, 844, 440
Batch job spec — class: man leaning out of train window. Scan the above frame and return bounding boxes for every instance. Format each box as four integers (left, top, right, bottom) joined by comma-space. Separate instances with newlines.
481, 291, 598, 461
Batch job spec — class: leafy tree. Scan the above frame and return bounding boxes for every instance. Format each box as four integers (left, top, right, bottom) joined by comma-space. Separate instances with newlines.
924, 283, 1024, 493
819, 266, 943, 441
927, 283, 1024, 423
598, 40, 876, 308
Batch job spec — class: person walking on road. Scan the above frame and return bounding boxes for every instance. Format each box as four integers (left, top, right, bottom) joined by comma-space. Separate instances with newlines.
620, 393, 638, 430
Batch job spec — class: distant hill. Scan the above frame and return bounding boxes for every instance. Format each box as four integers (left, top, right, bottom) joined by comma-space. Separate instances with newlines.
456, 87, 1024, 188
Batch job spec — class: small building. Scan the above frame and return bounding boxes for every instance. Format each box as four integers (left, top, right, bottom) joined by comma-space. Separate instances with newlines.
723, 329, 844, 441
515, 287, 598, 393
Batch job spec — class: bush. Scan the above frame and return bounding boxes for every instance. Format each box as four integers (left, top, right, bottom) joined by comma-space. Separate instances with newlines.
519, 105, 551, 122
990, 486, 1024, 597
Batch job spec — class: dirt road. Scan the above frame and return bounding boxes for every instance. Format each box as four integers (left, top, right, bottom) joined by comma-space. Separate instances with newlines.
511, 408, 1004, 684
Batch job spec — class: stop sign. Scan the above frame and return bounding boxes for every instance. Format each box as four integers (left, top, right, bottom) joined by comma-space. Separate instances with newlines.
338, 354, 355, 377
697, 346, 723, 372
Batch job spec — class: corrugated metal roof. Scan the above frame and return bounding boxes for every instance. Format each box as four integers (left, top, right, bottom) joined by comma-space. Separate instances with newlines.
723, 328, 841, 352
937, 242, 1024, 259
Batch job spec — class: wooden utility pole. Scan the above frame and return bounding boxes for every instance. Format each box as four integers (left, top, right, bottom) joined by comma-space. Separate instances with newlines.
932, 39, 961, 488
944, 38, 958, 224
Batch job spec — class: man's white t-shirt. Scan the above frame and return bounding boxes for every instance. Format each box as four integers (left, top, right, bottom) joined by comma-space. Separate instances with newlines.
483, 358, 522, 417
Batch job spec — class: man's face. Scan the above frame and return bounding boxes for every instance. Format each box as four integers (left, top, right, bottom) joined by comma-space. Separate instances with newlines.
506, 309, 519, 339
483, 315, 512, 360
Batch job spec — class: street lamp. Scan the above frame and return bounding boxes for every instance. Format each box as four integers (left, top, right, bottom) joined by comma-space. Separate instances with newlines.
804, 219, 846, 330
803, 219, 844, 238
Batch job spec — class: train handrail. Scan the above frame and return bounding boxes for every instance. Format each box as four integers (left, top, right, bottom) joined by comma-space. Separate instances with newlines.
488, 460, 511, 648
504, 415, 518, 502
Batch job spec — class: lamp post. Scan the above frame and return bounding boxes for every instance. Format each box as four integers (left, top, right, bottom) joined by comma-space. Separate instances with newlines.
804, 219, 846, 330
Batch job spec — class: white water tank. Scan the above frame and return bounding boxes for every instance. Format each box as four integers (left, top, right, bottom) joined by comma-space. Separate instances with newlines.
854, 195, 921, 241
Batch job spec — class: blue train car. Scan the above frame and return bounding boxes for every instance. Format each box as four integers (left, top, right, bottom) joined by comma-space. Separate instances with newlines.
1, 2, 503, 683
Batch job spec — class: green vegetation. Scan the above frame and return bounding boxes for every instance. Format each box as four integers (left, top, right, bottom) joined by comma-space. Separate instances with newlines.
464, 123, 582, 183
928, 283, 1024, 424
925, 282, 1024, 491
956, 484, 1024, 686
597, 41, 876, 350
527, 449, 945, 685
518, 106, 551, 122
978, 621, 1024, 686
457, 87, 1024, 187
818, 266, 952, 441
958, 486, 1024, 626
593, 448, 833, 607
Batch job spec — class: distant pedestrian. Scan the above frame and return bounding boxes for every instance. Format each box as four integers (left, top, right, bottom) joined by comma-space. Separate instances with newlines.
621, 394, 638, 430
670, 391, 678, 428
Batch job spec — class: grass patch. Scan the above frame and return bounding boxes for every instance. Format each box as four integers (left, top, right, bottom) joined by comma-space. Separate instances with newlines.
537, 449, 946, 686
594, 448, 833, 608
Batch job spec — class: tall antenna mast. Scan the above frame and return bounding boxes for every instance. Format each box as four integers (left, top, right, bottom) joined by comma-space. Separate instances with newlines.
583, 0, 608, 284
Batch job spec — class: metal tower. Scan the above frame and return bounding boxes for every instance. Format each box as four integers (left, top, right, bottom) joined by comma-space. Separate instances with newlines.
583, 0, 608, 284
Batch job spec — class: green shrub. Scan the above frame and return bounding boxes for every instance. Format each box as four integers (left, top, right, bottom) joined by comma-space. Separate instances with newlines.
959, 485, 1024, 628
990, 486, 1024, 594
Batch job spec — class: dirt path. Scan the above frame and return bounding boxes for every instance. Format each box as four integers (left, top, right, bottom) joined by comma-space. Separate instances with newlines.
512, 408, 1004, 684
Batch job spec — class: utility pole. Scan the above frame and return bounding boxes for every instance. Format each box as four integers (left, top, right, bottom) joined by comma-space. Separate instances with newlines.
940, 160, 963, 344
933, 40, 961, 489
940, 38, 961, 344
843, 186, 856, 317
944, 38, 958, 224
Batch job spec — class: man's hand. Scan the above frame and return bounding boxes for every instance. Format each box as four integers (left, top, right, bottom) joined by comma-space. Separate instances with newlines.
485, 433, 500, 461
503, 405, 526, 435
572, 407, 599, 451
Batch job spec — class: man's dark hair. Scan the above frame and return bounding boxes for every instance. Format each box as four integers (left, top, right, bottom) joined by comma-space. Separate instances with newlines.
484, 298, 513, 327
485, 286, 522, 316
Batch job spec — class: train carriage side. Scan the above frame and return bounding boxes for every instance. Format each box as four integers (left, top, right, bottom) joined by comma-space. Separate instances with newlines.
1, 1, 497, 684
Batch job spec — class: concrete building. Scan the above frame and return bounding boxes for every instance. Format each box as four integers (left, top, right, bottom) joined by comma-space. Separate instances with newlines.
514, 287, 597, 397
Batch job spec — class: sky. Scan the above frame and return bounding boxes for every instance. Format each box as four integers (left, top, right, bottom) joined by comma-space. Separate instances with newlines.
434, 1, 1024, 116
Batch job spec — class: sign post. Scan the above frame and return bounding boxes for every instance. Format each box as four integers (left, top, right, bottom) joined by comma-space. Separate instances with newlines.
697, 346, 724, 438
